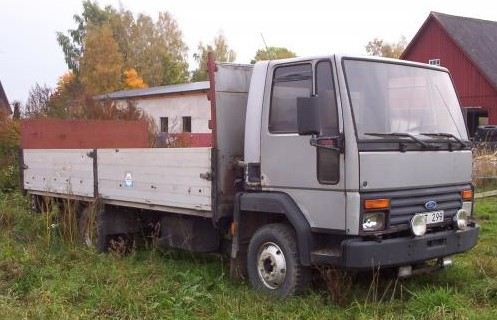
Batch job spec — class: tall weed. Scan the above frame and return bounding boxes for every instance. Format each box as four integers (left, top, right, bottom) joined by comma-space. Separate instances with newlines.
473, 144, 497, 189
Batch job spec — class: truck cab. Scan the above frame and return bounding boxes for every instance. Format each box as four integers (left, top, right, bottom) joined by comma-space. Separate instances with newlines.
235, 54, 479, 296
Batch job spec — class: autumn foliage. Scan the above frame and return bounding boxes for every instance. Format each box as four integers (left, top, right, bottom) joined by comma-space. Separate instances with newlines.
123, 69, 148, 90
80, 25, 124, 95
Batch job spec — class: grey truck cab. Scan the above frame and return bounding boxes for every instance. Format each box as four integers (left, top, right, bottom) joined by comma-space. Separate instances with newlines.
234, 55, 479, 296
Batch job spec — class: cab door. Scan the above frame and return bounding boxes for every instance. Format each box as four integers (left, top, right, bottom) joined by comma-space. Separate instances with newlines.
260, 58, 346, 232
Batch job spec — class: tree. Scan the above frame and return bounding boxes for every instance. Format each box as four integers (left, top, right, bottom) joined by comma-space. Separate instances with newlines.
48, 71, 85, 118
191, 33, 236, 82
251, 47, 296, 63
57, 0, 117, 73
365, 36, 407, 59
24, 83, 53, 117
123, 68, 148, 89
79, 24, 124, 95
58, 2, 189, 88
125, 12, 189, 86
154, 12, 189, 85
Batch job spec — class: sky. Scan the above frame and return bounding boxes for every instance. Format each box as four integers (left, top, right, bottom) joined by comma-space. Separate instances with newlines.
2, 0, 497, 105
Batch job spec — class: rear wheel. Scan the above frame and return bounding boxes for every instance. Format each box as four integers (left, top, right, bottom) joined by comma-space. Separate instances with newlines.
247, 223, 310, 297
78, 205, 108, 253
30, 194, 52, 214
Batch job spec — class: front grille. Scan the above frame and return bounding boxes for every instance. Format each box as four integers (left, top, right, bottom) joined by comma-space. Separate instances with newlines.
362, 184, 470, 229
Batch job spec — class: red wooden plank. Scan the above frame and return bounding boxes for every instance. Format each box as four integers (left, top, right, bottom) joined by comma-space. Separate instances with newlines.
183, 133, 212, 147
155, 133, 212, 148
21, 119, 149, 149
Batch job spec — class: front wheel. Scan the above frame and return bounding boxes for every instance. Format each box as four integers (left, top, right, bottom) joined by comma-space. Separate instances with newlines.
247, 223, 310, 297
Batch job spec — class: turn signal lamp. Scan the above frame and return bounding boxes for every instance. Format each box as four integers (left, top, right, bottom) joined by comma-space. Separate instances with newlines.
364, 199, 390, 210
461, 190, 473, 201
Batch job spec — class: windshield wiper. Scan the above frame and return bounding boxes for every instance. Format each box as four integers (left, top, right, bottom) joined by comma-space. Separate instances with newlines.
364, 132, 438, 151
419, 133, 469, 150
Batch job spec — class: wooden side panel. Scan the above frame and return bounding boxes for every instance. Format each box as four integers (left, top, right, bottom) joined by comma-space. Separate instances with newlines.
97, 148, 212, 213
23, 149, 94, 197
21, 119, 149, 149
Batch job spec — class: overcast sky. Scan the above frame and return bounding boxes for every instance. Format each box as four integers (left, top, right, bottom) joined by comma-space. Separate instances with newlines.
2, 0, 497, 104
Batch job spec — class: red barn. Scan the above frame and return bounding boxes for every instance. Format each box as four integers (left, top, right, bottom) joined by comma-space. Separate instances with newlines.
401, 12, 497, 136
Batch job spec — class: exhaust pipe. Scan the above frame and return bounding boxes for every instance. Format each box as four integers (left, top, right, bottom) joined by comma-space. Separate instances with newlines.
440, 256, 453, 268
398, 265, 413, 278
397, 257, 453, 278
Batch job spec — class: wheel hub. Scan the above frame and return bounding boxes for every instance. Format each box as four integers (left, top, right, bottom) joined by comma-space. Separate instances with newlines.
257, 242, 287, 289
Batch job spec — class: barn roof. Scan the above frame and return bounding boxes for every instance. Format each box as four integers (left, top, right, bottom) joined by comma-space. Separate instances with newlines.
403, 12, 497, 90
0, 81, 12, 115
96, 81, 210, 100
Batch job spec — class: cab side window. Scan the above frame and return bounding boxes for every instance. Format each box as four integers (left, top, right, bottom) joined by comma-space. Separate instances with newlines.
269, 64, 312, 133
316, 60, 340, 184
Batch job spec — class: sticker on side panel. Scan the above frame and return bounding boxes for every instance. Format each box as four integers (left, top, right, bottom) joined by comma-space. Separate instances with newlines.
124, 172, 133, 188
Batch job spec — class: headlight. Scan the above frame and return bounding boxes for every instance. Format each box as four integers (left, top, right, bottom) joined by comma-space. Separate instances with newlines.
411, 214, 427, 236
362, 212, 386, 231
454, 209, 468, 230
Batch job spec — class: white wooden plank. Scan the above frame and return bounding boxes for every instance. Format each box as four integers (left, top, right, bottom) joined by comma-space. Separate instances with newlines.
23, 149, 94, 197
97, 148, 212, 211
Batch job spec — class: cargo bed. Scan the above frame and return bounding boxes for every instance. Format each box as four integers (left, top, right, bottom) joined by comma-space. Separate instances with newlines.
23, 147, 213, 216
21, 62, 253, 221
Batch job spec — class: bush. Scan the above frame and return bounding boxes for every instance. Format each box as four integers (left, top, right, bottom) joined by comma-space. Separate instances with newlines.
0, 115, 20, 191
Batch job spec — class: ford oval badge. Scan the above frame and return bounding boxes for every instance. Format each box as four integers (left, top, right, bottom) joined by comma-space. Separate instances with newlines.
425, 201, 437, 210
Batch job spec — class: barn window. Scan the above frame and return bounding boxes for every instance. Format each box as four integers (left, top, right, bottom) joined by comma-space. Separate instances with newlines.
428, 59, 440, 66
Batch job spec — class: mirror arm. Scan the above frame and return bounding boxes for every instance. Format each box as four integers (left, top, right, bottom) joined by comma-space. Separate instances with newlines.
309, 134, 344, 152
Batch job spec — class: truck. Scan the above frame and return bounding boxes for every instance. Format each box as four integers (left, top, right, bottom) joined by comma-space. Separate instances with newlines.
21, 53, 479, 297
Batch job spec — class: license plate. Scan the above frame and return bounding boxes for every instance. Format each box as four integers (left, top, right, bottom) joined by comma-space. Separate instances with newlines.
421, 210, 444, 224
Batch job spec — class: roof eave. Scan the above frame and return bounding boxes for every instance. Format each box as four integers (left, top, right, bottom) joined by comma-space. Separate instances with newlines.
401, 12, 436, 60
99, 88, 209, 101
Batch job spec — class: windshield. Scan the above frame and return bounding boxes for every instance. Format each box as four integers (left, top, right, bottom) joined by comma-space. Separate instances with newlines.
343, 59, 468, 140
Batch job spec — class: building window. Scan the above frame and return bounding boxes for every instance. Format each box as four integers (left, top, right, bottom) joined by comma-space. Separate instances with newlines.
160, 117, 168, 133
182, 116, 192, 133
428, 59, 440, 66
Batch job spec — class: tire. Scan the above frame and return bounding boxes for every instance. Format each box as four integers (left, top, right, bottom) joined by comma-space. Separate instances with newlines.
247, 223, 310, 297
78, 205, 108, 253
30, 195, 52, 214
30, 195, 43, 214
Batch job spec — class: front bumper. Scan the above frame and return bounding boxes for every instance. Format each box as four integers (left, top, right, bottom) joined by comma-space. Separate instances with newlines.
342, 223, 479, 269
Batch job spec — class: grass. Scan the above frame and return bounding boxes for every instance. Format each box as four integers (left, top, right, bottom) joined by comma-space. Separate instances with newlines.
1, 192, 497, 319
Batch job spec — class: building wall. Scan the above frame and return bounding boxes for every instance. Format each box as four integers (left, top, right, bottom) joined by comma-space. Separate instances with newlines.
403, 19, 497, 124
133, 92, 211, 133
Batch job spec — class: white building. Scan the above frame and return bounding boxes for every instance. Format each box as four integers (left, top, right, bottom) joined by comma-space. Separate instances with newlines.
98, 82, 211, 147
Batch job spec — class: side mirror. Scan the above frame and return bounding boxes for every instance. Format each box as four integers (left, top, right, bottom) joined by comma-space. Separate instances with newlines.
297, 96, 320, 136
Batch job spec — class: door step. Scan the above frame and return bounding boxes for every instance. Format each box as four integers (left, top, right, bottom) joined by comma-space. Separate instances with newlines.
311, 248, 341, 264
